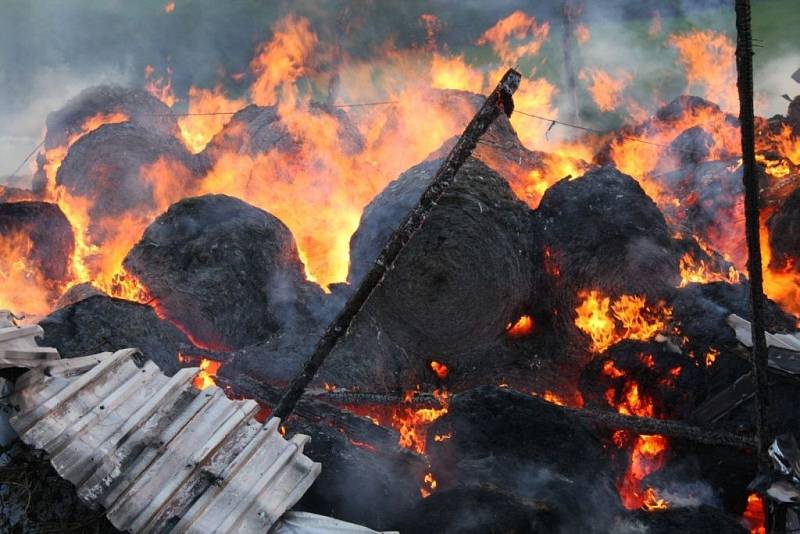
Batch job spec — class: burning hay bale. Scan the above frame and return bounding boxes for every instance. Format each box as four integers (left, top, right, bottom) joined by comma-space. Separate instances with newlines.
0, 201, 74, 283
204, 103, 364, 158
767, 187, 800, 272
535, 166, 678, 318
55, 122, 202, 231
124, 194, 326, 349
38, 295, 197, 374
335, 157, 537, 390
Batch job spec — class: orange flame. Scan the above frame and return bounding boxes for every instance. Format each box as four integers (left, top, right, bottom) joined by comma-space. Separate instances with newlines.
0, 230, 61, 316
476, 11, 550, 64
579, 68, 633, 112
192, 358, 221, 390
668, 30, 737, 113
178, 86, 245, 153
144, 65, 177, 108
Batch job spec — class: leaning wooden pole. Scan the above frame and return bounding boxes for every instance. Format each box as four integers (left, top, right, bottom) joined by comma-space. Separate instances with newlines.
272, 68, 522, 421
735, 0, 771, 470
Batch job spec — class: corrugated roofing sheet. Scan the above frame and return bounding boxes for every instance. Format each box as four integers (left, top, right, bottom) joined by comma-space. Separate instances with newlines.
8, 348, 321, 533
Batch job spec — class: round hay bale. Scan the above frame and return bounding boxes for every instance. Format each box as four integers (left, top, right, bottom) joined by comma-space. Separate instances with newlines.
536, 166, 678, 306
124, 194, 325, 350
55, 122, 201, 242
44, 85, 178, 150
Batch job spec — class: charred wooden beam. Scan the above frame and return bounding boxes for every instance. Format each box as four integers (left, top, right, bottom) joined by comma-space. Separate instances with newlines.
272, 68, 522, 421
570, 406, 756, 449
735, 0, 772, 469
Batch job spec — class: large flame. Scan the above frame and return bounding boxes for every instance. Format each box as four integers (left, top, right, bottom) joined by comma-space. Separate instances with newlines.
574, 290, 671, 353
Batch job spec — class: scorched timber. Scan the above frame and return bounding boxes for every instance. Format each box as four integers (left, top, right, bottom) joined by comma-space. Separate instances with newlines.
272, 68, 522, 420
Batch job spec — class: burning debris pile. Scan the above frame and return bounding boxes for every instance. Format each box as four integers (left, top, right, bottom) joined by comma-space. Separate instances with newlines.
2, 4, 800, 533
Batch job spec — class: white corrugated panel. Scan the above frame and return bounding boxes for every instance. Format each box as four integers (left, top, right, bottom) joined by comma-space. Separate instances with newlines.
0, 312, 59, 368
8, 348, 322, 533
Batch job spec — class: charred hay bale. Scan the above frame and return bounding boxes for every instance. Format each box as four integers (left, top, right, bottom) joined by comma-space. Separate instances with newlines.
394, 485, 559, 534
0, 201, 74, 282
536, 166, 678, 309
767, 187, 800, 272
337, 157, 537, 386
124, 194, 325, 350
427, 386, 614, 492
425, 386, 621, 531
204, 103, 363, 158
39, 295, 194, 374
43, 85, 177, 150
56, 123, 201, 231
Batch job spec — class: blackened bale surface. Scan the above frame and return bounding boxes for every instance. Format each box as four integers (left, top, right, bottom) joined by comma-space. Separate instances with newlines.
39, 295, 194, 375
0, 201, 74, 282
629, 506, 747, 534
536, 166, 678, 307
338, 157, 537, 388
55, 122, 201, 242
768, 187, 800, 272
124, 194, 324, 350
424, 386, 621, 532
43, 85, 178, 150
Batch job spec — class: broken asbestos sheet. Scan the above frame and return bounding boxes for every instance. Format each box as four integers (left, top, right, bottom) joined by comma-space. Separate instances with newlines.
1, 317, 389, 533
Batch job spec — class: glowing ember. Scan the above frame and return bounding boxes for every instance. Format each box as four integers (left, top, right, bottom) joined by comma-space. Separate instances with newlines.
741, 492, 766, 534
575, 291, 671, 353
192, 358, 221, 390
705, 348, 719, 368
420, 471, 438, 498
429, 360, 449, 380
506, 314, 534, 338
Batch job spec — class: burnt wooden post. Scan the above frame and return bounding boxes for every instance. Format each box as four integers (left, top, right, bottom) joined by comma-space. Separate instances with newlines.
735, 0, 775, 530
272, 68, 522, 421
